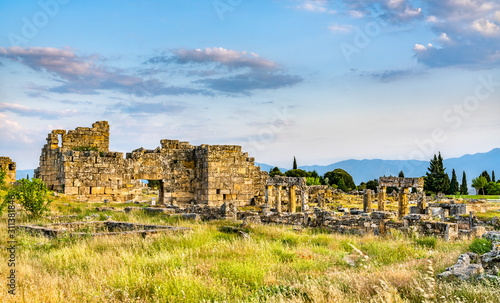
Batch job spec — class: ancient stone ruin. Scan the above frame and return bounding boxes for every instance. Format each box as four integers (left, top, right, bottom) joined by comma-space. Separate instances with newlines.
0, 156, 16, 184
35, 121, 268, 205
378, 176, 425, 219
265, 176, 308, 213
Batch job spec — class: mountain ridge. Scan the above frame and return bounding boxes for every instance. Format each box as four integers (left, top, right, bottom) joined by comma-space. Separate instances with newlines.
257, 148, 500, 185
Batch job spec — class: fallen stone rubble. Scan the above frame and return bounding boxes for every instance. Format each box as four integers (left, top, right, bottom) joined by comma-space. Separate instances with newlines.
438, 231, 500, 281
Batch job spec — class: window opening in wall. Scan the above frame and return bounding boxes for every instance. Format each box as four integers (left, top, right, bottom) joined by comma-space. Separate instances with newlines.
223, 194, 227, 200
58, 134, 62, 148
217, 189, 221, 194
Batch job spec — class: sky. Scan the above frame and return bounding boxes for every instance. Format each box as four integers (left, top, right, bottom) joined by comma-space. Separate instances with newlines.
1, 0, 499, 170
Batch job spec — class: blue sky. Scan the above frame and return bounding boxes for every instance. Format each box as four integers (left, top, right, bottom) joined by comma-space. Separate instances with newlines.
1, 0, 499, 170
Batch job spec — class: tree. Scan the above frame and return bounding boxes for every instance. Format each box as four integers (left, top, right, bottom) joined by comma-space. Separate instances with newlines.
398, 170, 405, 178
3, 178, 52, 218
472, 176, 488, 196
284, 169, 308, 178
460, 171, 469, 195
148, 180, 160, 189
366, 179, 379, 192
358, 182, 367, 190
492, 171, 496, 183
306, 177, 321, 186
293, 157, 297, 170
485, 182, 500, 195
324, 169, 356, 191
269, 167, 283, 177
481, 171, 492, 183
337, 178, 348, 192
448, 169, 460, 195
424, 152, 450, 194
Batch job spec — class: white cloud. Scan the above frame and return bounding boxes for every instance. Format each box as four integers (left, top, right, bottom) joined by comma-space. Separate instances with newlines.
167, 47, 280, 70
425, 16, 439, 23
295, 0, 336, 14
0, 113, 33, 143
472, 18, 500, 37
328, 24, 354, 33
413, 43, 428, 52
437, 33, 452, 44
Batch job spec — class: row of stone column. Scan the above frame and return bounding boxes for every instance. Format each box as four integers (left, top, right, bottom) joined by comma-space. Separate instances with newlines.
364, 187, 427, 219
265, 185, 308, 213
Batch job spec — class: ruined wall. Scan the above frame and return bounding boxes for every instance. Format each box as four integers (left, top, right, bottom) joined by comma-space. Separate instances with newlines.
35, 121, 110, 191
0, 157, 16, 184
36, 122, 267, 205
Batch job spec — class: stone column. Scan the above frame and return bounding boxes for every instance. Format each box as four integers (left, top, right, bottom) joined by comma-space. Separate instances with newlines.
378, 186, 386, 211
398, 188, 409, 220
265, 185, 270, 206
301, 187, 308, 212
318, 193, 325, 208
417, 189, 426, 214
289, 185, 296, 213
275, 185, 282, 212
363, 189, 372, 213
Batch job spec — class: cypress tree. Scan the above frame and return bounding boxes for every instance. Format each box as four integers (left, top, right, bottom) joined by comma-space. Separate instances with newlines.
398, 170, 405, 178
424, 152, 450, 194
448, 169, 459, 195
293, 157, 297, 170
460, 171, 469, 195
492, 170, 496, 183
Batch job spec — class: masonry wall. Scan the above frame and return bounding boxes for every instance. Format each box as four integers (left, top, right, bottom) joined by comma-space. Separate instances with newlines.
36, 122, 267, 205
0, 157, 16, 184
35, 121, 110, 192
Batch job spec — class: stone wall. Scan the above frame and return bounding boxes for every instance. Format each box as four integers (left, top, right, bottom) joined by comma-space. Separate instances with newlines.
0, 157, 16, 184
35, 122, 267, 205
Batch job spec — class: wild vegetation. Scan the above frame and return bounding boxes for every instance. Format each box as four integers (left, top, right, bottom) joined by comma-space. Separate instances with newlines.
1, 189, 499, 302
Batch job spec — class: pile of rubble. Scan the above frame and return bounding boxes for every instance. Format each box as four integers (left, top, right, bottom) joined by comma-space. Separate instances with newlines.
438, 231, 500, 281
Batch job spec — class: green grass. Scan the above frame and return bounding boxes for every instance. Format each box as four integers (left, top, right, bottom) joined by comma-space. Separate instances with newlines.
1, 194, 499, 302
469, 238, 492, 255
445, 194, 500, 200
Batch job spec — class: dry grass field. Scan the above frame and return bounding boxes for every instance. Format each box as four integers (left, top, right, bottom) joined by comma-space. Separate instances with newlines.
1, 192, 499, 302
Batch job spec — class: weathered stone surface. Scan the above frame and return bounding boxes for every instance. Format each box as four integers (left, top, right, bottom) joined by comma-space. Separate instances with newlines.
378, 177, 424, 189
483, 231, 500, 242
404, 214, 430, 221
438, 254, 484, 280
181, 213, 200, 221
35, 121, 267, 205
371, 211, 396, 220
481, 241, 500, 272
0, 157, 16, 184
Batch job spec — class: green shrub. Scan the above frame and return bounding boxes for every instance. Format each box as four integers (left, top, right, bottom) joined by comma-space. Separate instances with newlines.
4, 178, 52, 218
0, 169, 6, 189
469, 238, 492, 255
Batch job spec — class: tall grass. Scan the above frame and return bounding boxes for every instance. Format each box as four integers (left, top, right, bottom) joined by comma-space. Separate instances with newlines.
0, 198, 498, 302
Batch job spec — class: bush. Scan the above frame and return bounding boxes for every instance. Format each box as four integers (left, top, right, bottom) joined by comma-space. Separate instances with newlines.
4, 178, 52, 218
469, 238, 492, 255
0, 169, 6, 189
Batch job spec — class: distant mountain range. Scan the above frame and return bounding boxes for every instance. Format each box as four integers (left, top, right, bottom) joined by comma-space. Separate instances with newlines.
257, 148, 500, 186
16, 149, 500, 191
